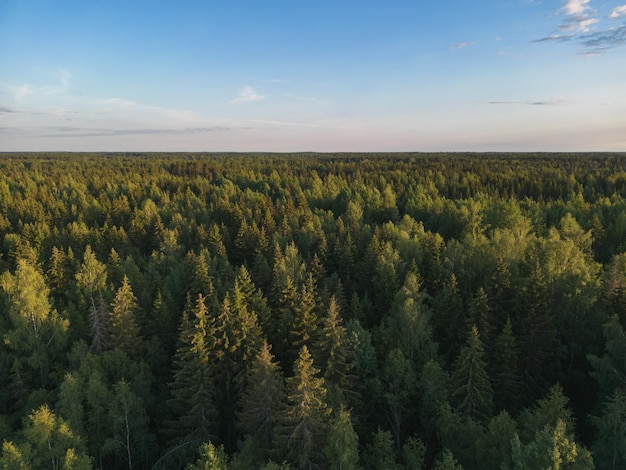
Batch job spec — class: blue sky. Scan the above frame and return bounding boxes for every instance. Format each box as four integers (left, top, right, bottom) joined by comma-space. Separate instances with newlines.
1, 0, 625, 151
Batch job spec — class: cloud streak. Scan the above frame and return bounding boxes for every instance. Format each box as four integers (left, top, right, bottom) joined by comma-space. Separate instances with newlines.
581, 24, 626, 49
449, 42, 476, 50
489, 99, 565, 105
41, 126, 233, 138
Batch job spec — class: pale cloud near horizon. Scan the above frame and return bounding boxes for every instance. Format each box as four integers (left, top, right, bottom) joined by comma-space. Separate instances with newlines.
489, 99, 565, 105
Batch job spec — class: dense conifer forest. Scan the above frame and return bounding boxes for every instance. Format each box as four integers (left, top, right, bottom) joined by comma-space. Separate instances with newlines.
2, 152, 626, 469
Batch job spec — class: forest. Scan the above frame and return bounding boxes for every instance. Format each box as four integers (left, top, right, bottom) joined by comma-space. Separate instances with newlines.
1, 152, 626, 469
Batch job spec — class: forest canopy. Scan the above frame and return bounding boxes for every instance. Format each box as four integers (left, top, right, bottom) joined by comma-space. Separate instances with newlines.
1, 152, 626, 469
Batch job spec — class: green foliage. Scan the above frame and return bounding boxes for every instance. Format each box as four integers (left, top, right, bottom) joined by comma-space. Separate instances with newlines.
323, 407, 359, 470
276, 345, 331, 469
508, 419, 594, 470
1, 404, 92, 470
433, 449, 464, 470
1, 259, 69, 389
108, 276, 143, 358
167, 294, 217, 447
363, 428, 399, 470
451, 326, 493, 422
237, 341, 284, 458
186, 442, 228, 470
591, 389, 626, 469
2, 152, 626, 468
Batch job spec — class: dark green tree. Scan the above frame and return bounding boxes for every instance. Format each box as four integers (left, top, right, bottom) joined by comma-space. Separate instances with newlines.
314, 296, 355, 409
167, 294, 216, 447
451, 326, 493, 422
490, 317, 522, 413
276, 345, 331, 469
323, 406, 359, 470
237, 341, 284, 459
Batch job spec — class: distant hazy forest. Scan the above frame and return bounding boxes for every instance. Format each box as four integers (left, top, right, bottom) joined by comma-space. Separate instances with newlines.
2, 152, 626, 469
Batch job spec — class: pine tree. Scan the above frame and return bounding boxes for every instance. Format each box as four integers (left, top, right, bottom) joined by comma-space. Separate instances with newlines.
108, 276, 143, 358
433, 273, 465, 366
451, 326, 494, 422
167, 294, 216, 446
290, 273, 319, 355
237, 341, 285, 457
315, 296, 355, 409
592, 389, 626, 470
467, 287, 492, 349
212, 289, 264, 450
273, 275, 299, 368
234, 265, 271, 339
383, 348, 418, 451
490, 317, 522, 413
516, 260, 562, 401
277, 345, 331, 469
323, 406, 359, 470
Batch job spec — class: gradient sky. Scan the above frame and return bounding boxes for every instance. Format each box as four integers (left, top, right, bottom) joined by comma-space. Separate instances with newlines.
1, 0, 625, 151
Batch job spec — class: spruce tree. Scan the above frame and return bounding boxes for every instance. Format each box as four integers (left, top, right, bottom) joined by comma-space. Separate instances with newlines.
451, 326, 494, 422
237, 341, 285, 458
167, 294, 216, 447
323, 406, 359, 470
490, 317, 522, 413
277, 345, 331, 469
315, 295, 355, 409
108, 276, 143, 358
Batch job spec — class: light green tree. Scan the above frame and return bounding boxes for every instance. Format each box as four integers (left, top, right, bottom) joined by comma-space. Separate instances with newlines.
1, 404, 92, 470
108, 276, 143, 358
1, 259, 69, 388
186, 441, 228, 470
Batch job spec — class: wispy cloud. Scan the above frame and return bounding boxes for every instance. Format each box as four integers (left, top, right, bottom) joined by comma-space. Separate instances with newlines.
610, 5, 626, 19
2, 70, 72, 101
41, 126, 233, 138
489, 99, 565, 105
96, 98, 138, 107
559, 0, 597, 32
531, 34, 574, 43
580, 24, 626, 49
230, 86, 266, 103
534, 0, 626, 52
449, 42, 476, 50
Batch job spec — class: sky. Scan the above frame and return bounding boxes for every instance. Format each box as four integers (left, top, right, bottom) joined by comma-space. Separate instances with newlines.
0, 0, 625, 152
